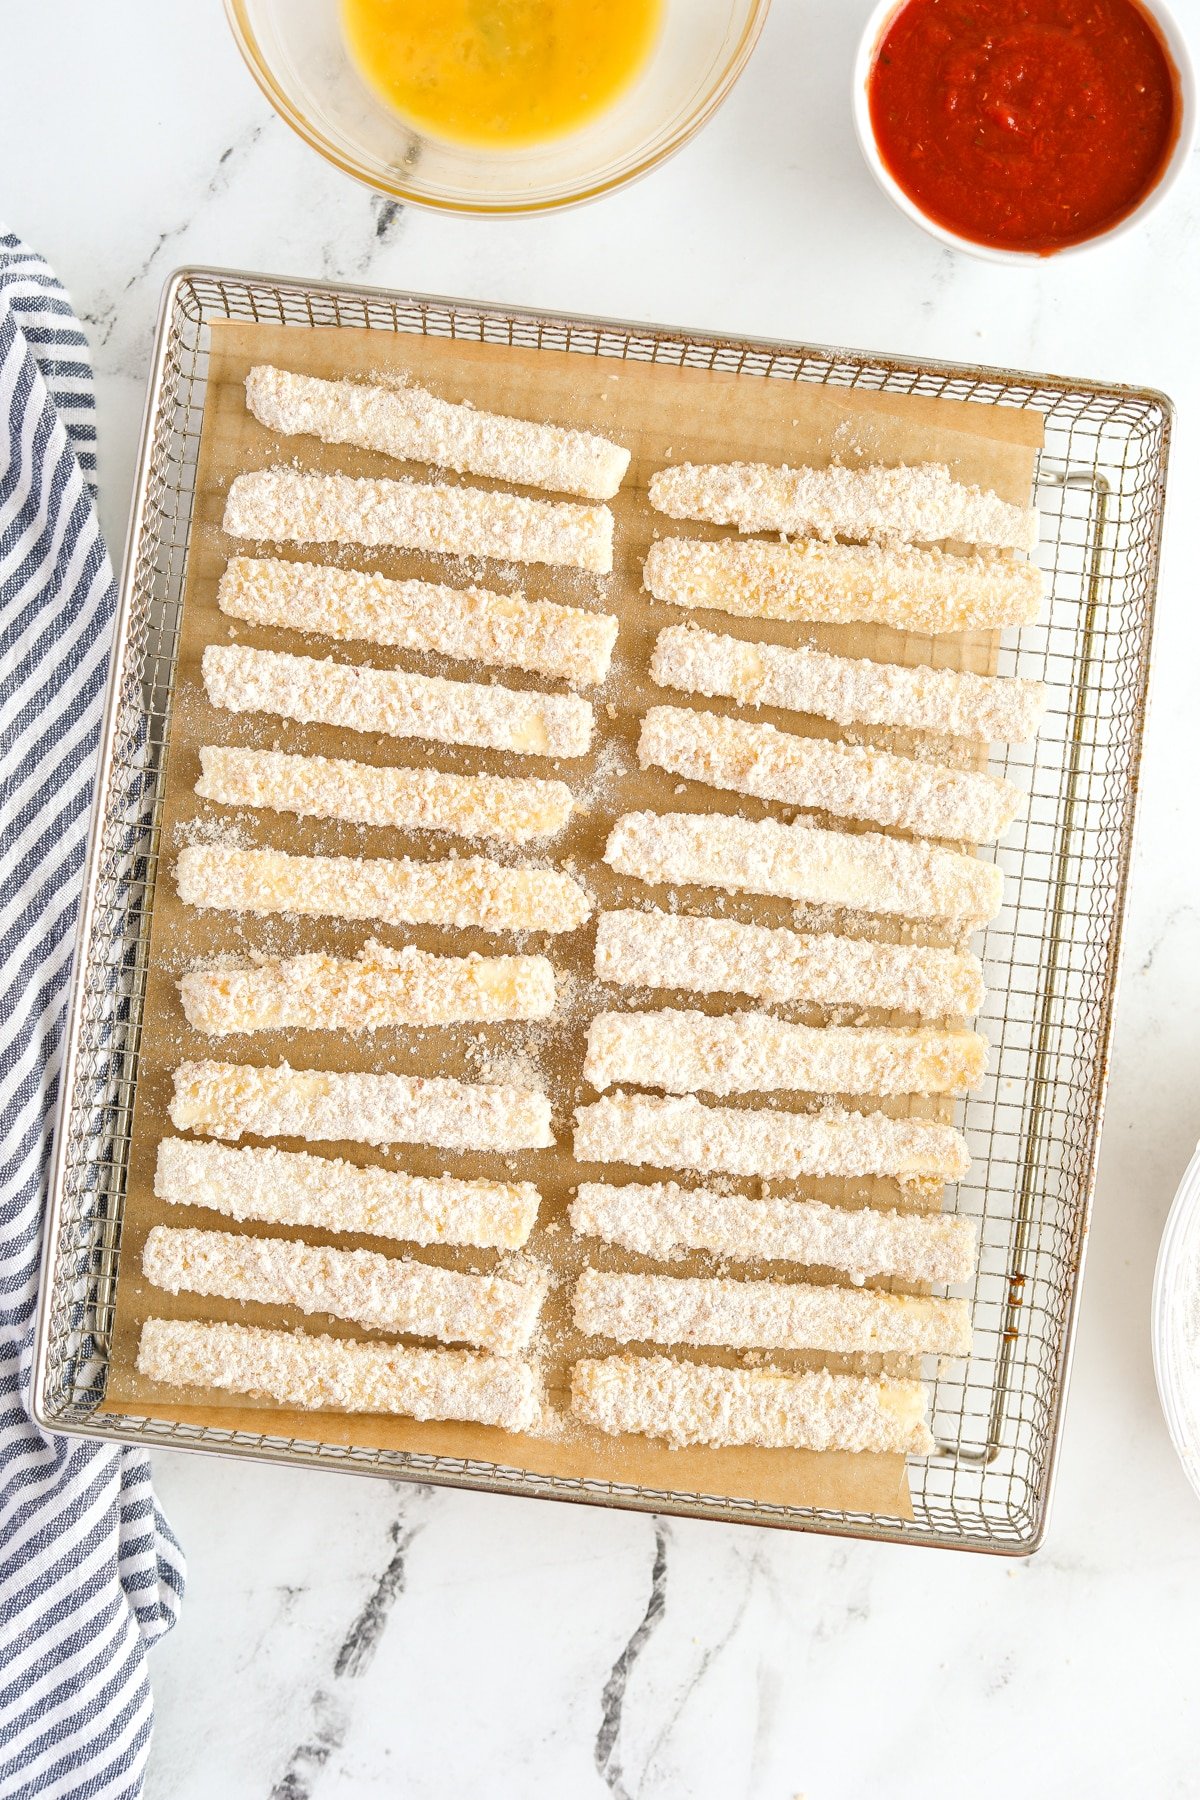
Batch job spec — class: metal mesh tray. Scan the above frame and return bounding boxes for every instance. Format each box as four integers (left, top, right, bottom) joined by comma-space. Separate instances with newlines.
33, 266, 1169, 1554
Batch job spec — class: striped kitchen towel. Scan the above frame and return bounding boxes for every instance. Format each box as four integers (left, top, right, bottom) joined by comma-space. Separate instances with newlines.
0, 233, 185, 1798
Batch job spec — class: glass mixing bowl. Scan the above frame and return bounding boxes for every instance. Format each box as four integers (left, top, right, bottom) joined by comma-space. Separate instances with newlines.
224, 0, 772, 216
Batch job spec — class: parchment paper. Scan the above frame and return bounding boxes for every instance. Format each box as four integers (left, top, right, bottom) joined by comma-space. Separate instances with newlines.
104, 317, 1042, 1521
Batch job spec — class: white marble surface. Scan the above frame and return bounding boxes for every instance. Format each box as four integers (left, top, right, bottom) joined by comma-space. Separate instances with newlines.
8, 3, 1200, 1793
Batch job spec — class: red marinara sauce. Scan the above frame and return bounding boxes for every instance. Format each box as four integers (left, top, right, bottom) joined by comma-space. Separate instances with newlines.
868, 0, 1181, 253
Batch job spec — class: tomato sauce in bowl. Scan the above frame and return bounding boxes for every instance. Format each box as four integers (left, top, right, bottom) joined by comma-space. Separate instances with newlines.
866, 0, 1183, 254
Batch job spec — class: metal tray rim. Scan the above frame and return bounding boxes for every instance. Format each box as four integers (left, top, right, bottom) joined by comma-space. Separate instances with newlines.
32, 262, 1168, 1555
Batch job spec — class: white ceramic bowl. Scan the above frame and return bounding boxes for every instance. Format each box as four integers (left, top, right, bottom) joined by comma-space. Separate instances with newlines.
1153, 1141, 1200, 1506
852, 0, 1197, 262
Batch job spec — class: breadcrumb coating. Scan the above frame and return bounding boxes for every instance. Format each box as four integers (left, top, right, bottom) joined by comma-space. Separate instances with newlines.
138, 1317, 539, 1430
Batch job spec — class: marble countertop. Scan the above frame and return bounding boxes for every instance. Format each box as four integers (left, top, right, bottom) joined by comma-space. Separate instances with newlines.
8, 4, 1200, 1794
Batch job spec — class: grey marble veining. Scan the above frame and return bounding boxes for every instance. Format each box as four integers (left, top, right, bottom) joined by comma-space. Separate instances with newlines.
594, 1523, 669, 1798
7, 2, 1200, 1795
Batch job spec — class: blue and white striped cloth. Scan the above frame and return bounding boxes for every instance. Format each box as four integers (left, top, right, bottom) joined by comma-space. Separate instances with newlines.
0, 232, 185, 1799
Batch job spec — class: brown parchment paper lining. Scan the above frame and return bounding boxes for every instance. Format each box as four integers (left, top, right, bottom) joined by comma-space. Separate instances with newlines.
104, 318, 1042, 1522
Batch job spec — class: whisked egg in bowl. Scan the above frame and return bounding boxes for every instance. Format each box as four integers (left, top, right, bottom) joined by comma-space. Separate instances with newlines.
223, 0, 772, 215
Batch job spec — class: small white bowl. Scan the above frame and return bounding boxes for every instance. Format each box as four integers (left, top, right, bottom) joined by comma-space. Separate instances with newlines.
852, 0, 1197, 262
1153, 1140, 1200, 1507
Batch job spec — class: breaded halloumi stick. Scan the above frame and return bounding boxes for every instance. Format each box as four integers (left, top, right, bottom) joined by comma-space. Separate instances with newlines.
573, 1268, 970, 1355
604, 811, 1002, 924
644, 536, 1043, 634
224, 469, 613, 572
245, 364, 631, 500
583, 1008, 987, 1097
574, 1093, 969, 1182
218, 557, 618, 686
195, 748, 572, 843
143, 1225, 546, 1354
170, 1060, 553, 1152
571, 1356, 932, 1453
570, 1181, 976, 1284
180, 941, 555, 1035
175, 844, 591, 934
648, 460, 1038, 552
638, 704, 1023, 843
203, 644, 593, 758
594, 910, 984, 1017
155, 1138, 540, 1250
138, 1317, 539, 1430
650, 623, 1046, 743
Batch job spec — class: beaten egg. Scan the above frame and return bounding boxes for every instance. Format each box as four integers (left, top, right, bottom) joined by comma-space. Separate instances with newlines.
342, 0, 665, 149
